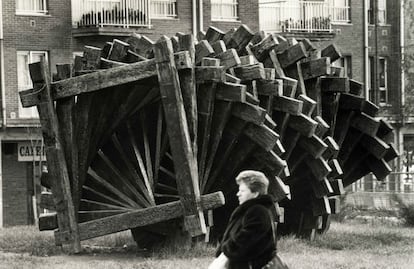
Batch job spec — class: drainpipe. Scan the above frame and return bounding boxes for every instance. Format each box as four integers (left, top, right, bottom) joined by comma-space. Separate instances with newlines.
0, 0, 5, 128
400, 0, 405, 109
364, 0, 369, 101
0, 0, 3, 228
192, 0, 197, 37
198, 0, 203, 33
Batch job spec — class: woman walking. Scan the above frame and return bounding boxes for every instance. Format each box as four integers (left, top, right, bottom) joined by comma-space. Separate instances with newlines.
209, 170, 288, 269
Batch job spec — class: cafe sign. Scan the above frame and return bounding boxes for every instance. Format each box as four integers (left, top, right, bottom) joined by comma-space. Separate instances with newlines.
17, 141, 46, 162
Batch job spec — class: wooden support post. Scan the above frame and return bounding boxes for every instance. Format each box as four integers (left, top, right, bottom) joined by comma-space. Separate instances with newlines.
154, 37, 206, 236
29, 61, 81, 252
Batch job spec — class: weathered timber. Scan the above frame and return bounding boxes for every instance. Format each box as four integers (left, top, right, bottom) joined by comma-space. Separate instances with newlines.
29, 61, 80, 252
225, 24, 254, 53
55, 64, 80, 212
195, 66, 226, 83
321, 44, 342, 62
217, 49, 241, 69
205, 26, 225, 43
233, 63, 266, 81
126, 33, 154, 59
40, 191, 55, 210
320, 77, 349, 93
243, 123, 279, 151
273, 96, 303, 115
178, 34, 198, 157
288, 114, 318, 138
277, 42, 307, 68
20, 52, 192, 108
300, 57, 330, 80
195, 40, 214, 65
216, 82, 247, 102
55, 192, 225, 244
250, 34, 279, 61
154, 38, 206, 236
39, 213, 58, 231
232, 102, 267, 125
107, 39, 130, 61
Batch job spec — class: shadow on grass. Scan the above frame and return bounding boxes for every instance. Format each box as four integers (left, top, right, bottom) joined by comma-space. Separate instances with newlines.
309, 229, 410, 251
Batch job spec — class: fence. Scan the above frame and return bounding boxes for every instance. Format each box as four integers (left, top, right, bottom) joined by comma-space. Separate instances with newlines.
259, 0, 350, 33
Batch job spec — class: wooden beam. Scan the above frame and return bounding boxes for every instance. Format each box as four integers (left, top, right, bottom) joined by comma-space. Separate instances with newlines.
20, 52, 192, 107
154, 38, 206, 236
55, 192, 225, 244
29, 61, 81, 252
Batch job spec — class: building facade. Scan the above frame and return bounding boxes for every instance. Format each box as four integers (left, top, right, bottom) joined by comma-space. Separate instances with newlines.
0, 0, 412, 226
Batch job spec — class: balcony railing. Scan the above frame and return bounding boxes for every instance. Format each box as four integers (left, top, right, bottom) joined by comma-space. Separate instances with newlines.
259, 0, 350, 34
72, 0, 177, 28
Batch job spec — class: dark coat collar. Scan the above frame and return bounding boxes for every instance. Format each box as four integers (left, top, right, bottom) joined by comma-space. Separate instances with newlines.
230, 195, 274, 221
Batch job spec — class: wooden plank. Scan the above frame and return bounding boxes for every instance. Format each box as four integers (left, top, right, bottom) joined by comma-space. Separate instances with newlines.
233, 63, 266, 81
195, 66, 226, 83
311, 196, 331, 216
40, 192, 55, 210
288, 114, 318, 137
154, 38, 206, 236
328, 159, 343, 178
55, 192, 225, 244
125, 33, 154, 59
197, 81, 217, 182
39, 213, 58, 231
195, 40, 214, 65
273, 95, 303, 115
329, 179, 345, 196
217, 49, 241, 69
277, 42, 307, 68
321, 44, 342, 62
55, 64, 80, 213
298, 135, 328, 159
211, 40, 227, 55
29, 61, 80, 252
232, 102, 267, 125
250, 34, 279, 61
362, 99, 379, 117
321, 77, 349, 93
216, 82, 246, 102
178, 34, 198, 158
107, 39, 130, 61
243, 123, 279, 151
298, 94, 317, 116
266, 49, 285, 78
300, 57, 330, 80
350, 112, 380, 136
225, 24, 254, 53
349, 79, 364, 95
20, 52, 192, 107
205, 26, 225, 43
83, 46, 102, 70
202, 101, 233, 190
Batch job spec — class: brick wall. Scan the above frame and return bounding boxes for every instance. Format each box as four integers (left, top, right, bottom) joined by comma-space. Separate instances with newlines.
2, 0, 73, 125
2, 142, 31, 226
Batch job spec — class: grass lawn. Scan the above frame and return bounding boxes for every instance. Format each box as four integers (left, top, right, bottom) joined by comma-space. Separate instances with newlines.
0, 221, 413, 269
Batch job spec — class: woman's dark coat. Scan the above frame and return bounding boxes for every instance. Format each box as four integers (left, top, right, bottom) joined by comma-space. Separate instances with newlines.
216, 195, 276, 269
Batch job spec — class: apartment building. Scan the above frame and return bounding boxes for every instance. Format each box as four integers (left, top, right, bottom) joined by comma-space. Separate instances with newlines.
0, 0, 262, 227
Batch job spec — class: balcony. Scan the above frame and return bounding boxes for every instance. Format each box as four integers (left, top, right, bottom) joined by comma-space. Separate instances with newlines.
72, 0, 177, 36
259, 0, 350, 34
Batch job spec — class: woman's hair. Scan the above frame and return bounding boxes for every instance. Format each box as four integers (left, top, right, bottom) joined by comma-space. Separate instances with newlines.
236, 170, 269, 195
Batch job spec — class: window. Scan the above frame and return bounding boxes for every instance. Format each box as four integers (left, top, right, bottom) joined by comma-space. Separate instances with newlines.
17, 51, 48, 118
330, 0, 350, 23
211, 0, 238, 21
332, 55, 352, 78
378, 57, 387, 104
368, 56, 388, 105
368, 0, 386, 25
377, 0, 386, 24
151, 0, 177, 18
16, 0, 48, 15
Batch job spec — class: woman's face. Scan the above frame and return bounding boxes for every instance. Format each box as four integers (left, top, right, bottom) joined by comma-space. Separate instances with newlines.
237, 182, 259, 204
